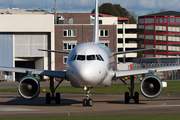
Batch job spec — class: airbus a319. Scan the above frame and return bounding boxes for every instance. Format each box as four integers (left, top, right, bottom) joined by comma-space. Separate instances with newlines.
0, 0, 180, 107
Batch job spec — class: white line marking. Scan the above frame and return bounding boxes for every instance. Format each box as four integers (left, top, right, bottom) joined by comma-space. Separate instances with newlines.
0, 107, 39, 111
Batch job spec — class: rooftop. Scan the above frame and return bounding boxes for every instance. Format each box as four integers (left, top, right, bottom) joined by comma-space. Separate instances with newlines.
139, 11, 180, 17
0, 8, 49, 15
90, 13, 129, 21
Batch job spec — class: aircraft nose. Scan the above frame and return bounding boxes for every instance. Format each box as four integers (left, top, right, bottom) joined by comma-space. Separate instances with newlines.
76, 64, 106, 85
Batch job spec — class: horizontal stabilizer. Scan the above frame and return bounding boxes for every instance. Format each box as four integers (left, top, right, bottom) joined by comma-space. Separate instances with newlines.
38, 49, 69, 54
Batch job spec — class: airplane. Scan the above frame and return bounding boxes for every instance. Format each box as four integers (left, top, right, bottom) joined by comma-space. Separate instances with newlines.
1, 0, 180, 107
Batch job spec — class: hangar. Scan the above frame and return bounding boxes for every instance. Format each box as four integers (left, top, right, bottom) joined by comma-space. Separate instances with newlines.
0, 8, 54, 81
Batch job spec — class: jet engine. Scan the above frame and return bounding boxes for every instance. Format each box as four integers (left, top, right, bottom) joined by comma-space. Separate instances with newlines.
18, 76, 40, 100
140, 75, 162, 98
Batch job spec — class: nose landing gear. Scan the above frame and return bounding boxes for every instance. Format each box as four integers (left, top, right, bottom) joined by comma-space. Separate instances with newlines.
83, 88, 93, 107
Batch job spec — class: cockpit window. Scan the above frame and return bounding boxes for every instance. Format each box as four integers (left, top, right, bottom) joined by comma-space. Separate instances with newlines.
71, 54, 104, 61
87, 55, 96, 60
98, 54, 104, 61
96, 55, 101, 61
77, 55, 85, 61
70, 55, 76, 61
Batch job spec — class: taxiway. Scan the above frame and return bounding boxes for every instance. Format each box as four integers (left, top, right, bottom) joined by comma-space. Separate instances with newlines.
0, 92, 180, 117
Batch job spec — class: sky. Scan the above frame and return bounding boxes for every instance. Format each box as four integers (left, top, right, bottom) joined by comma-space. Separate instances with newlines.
0, 0, 180, 16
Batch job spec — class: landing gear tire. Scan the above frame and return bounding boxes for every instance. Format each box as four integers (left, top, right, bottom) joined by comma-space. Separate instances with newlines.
46, 93, 51, 104
87, 99, 93, 107
83, 99, 93, 107
55, 93, 61, 104
125, 92, 130, 103
83, 99, 87, 106
134, 92, 139, 104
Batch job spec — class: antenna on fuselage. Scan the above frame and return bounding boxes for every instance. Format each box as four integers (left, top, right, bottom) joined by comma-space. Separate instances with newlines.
93, 0, 99, 44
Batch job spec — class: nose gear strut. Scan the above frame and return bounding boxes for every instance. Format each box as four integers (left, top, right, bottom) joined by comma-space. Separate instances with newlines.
83, 87, 93, 107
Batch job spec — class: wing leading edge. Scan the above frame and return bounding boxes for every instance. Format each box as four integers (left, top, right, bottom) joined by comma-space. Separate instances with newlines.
0, 66, 67, 79
113, 48, 156, 55
38, 49, 70, 54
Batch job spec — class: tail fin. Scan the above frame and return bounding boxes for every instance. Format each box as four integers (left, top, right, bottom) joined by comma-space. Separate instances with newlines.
93, 0, 99, 44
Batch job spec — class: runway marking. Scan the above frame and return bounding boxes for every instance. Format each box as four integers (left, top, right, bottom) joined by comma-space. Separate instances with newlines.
0, 107, 39, 111
147, 103, 180, 107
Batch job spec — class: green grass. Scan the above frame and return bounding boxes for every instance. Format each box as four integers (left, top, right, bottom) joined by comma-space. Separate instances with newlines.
1, 114, 180, 120
0, 81, 180, 94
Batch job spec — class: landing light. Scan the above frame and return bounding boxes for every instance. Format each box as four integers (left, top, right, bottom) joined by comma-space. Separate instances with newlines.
84, 86, 87, 91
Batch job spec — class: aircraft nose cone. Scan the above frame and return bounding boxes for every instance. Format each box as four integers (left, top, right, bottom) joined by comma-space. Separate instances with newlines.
77, 64, 105, 85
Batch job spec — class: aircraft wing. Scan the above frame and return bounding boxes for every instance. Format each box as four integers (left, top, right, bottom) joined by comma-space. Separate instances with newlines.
113, 48, 156, 55
38, 49, 70, 54
0, 66, 67, 79
114, 65, 180, 78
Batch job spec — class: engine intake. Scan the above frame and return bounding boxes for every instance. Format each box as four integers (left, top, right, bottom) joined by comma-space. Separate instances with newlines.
140, 75, 162, 98
18, 76, 40, 100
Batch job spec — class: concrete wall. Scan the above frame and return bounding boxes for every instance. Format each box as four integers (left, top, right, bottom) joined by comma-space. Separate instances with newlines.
0, 14, 54, 32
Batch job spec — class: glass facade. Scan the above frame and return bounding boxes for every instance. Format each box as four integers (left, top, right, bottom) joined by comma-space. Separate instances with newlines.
145, 25, 154, 33
155, 25, 167, 33
138, 15, 180, 58
155, 18, 167, 23
145, 35, 154, 43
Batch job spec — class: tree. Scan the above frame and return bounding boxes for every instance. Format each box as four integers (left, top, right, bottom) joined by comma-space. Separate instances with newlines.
137, 42, 143, 58
91, 3, 137, 24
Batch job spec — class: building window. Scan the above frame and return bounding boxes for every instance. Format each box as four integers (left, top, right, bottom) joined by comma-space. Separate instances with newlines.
168, 18, 176, 23
63, 41, 77, 50
99, 20, 102, 24
155, 25, 167, 33
100, 41, 109, 47
58, 20, 64, 24
168, 25, 180, 33
155, 18, 167, 23
156, 35, 167, 42
145, 18, 154, 24
145, 25, 154, 33
168, 44, 180, 52
63, 30, 76, 37
168, 34, 180, 42
176, 18, 180, 23
63, 56, 68, 64
156, 44, 167, 52
139, 25, 144, 33
99, 30, 109, 37
145, 35, 154, 43
138, 18, 144, 24
69, 18, 73, 24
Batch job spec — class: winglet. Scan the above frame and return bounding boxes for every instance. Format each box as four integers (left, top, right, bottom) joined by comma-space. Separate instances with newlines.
93, 0, 99, 44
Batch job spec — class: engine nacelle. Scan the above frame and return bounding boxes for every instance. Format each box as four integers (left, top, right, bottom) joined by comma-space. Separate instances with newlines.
140, 75, 162, 98
18, 76, 40, 100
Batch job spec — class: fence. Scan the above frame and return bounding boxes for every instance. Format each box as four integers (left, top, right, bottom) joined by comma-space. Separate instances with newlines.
132, 62, 180, 80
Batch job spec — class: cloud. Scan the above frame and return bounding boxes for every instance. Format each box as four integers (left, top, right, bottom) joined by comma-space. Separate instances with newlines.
0, 0, 180, 16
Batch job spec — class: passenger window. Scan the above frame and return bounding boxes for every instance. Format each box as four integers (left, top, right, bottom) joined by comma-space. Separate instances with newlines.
98, 55, 104, 61
96, 55, 101, 61
87, 55, 96, 60
77, 55, 85, 61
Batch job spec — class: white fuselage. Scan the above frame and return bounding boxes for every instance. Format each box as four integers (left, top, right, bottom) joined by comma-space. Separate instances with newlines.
66, 43, 115, 88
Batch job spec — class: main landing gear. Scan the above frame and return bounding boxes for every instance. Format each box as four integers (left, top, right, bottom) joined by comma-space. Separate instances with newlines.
46, 77, 63, 104
83, 87, 93, 107
121, 76, 139, 104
